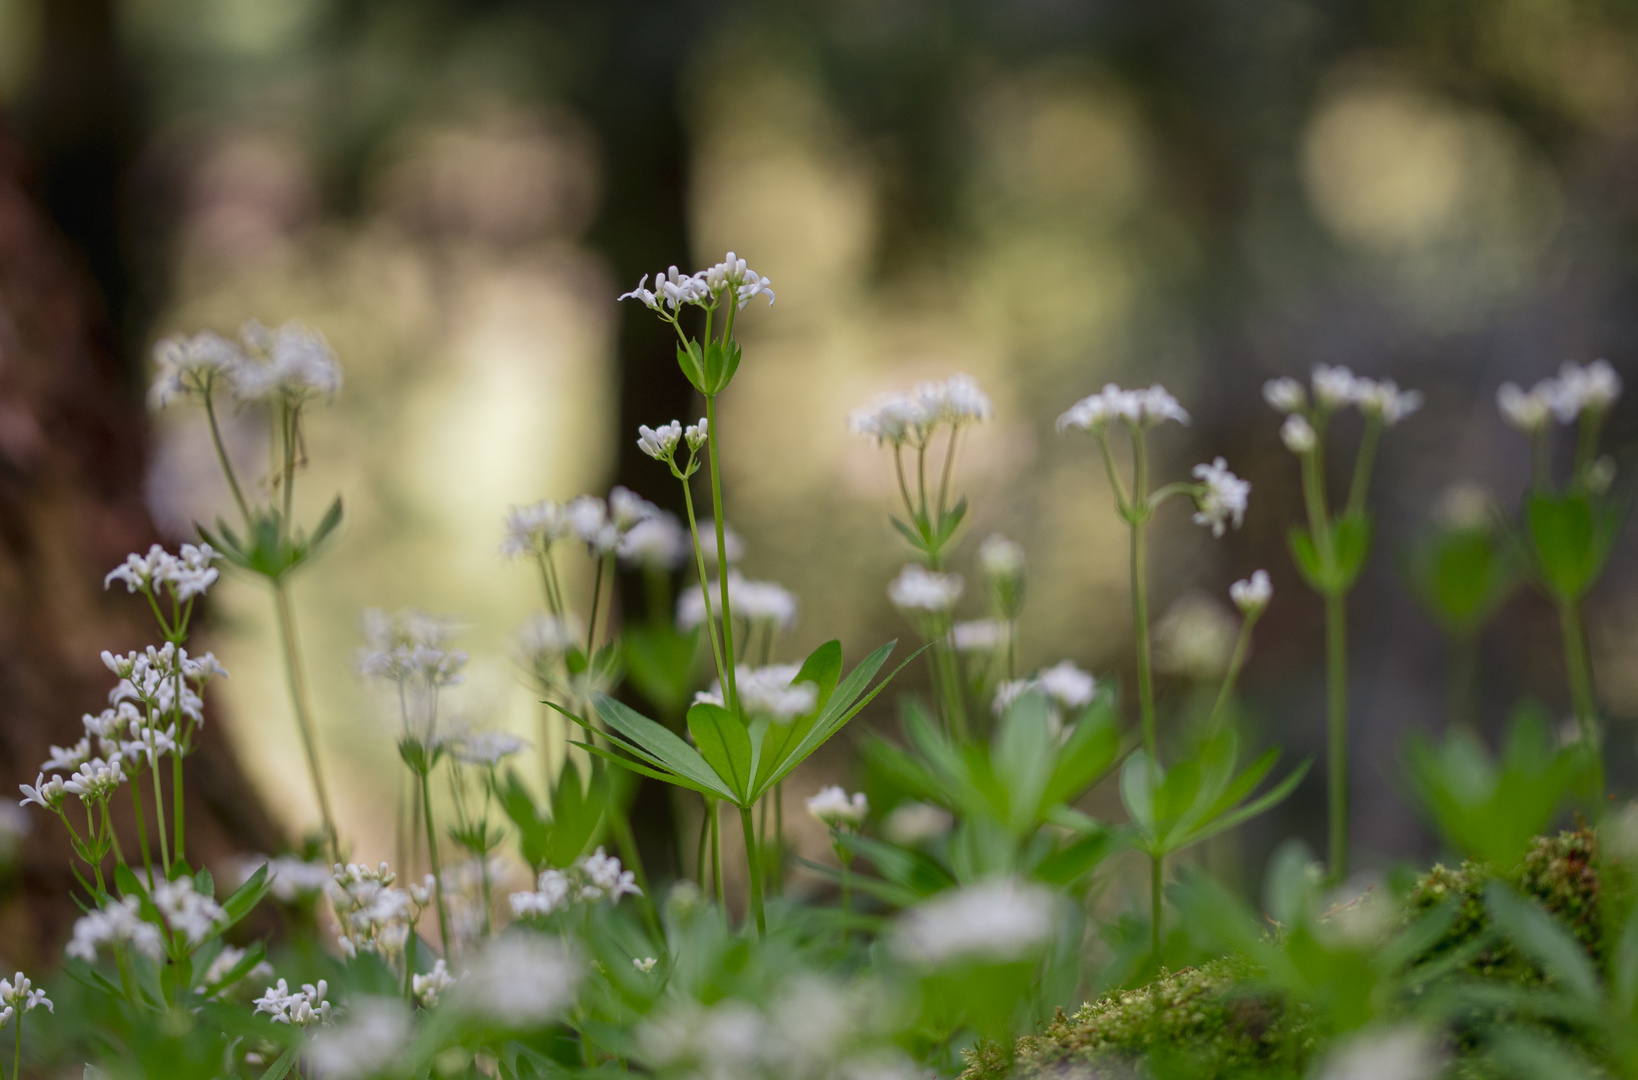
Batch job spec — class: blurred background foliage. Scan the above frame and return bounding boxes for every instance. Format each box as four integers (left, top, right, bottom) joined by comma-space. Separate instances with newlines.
3, 0, 1637, 901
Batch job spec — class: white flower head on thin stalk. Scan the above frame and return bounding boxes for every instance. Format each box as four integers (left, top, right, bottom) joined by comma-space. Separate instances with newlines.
510, 847, 639, 917
1231, 570, 1273, 617
104, 542, 221, 602
18, 773, 66, 813
306, 997, 412, 1078
637, 421, 683, 463
951, 618, 1009, 653
978, 534, 1025, 581
500, 500, 567, 559
1281, 414, 1318, 454
231, 320, 343, 403
677, 572, 794, 631
566, 495, 619, 555
1263, 377, 1307, 414
609, 486, 661, 531
701, 251, 777, 309
917, 373, 994, 426
1034, 660, 1097, 711
259, 855, 333, 903
62, 755, 126, 803
253, 978, 331, 1027
1311, 364, 1362, 411
454, 934, 582, 1026
1058, 383, 1190, 434
694, 519, 744, 567
148, 331, 245, 409
1550, 359, 1623, 422
358, 609, 468, 688
1355, 378, 1424, 426
1191, 457, 1251, 537
685, 417, 709, 451
64, 895, 164, 963
1496, 381, 1550, 433
695, 663, 818, 720
619, 513, 689, 572
850, 390, 932, 447
449, 729, 529, 767
620, 266, 708, 311
893, 879, 1058, 966
43, 737, 91, 774
328, 862, 429, 962
0, 972, 51, 1019
888, 565, 964, 616
806, 786, 868, 829
883, 801, 955, 845
151, 876, 230, 946
413, 961, 458, 1010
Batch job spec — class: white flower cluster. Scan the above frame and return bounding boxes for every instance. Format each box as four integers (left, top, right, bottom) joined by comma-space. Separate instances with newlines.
887, 565, 964, 615
992, 660, 1097, 720
951, 618, 1009, 653
501, 487, 661, 559
517, 612, 585, 664
413, 959, 458, 1009
806, 786, 868, 829
1191, 457, 1251, 537
892, 879, 1059, 966
620, 252, 776, 312
1263, 366, 1424, 426
883, 802, 954, 845
357, 608, 468, 690
677, 572, 798, 631
636, 418, 710, 465
510, 847, 640, 918
1496, 360, 1623, 434
151, 876, 230, 947
848, 374, 994, 447
697, 518, 744, 567
619, 513, 690, 572
104, 543, 220, 602
439, 855, 512, 951
694, 663, 819, 720
245, 854, 333, 903
253, 977, 331, 1027
0, 971, 52, 1028
306, 998, 413, 1080
150, 320, 341, 410
1057, 383, 1190, 433
327, 862, 433, 962
447, 729, 529, 767
1230, 569, 1273, 616
453, 935, 582, 1027
978, 534, 1025, 580
200, 944, 274, 994
65, 895, 164, 963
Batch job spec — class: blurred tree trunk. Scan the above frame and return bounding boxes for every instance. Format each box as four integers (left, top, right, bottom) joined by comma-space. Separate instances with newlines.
0, 117, 283, 968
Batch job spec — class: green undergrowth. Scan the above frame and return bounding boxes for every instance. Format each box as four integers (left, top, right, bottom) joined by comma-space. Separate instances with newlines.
964, 829, 1607, 1080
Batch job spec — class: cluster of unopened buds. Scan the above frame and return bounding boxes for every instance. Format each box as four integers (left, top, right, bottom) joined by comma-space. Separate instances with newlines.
413, 959, 459, 1009
0, 971, 52, 1028
327, 862, 433, 961
848, 374, 994, 447
1496, 359, 1622, 432
253, 978, 331, 1027
693, 663, 819, 720
619, 252, 775, 312
149, 319, 342, 409
509, 847, 640, 918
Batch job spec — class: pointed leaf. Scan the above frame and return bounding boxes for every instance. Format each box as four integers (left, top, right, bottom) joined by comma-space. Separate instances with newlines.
592, 694, 733, 799
687, 702, 753, 804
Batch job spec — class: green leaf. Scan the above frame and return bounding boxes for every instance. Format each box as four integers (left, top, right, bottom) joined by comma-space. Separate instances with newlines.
1288, 527, 1328, 592
309, 496, 344, 550
1031, 829, 1118, 887
676, 341, 705, 392
761, 641, 908, 794
1524, 491, 1623, 601
221, 864, 270, 925
592, 694, 734, 800
622, 625, 700, 718
261, 1046, 300, 1080
687, 702, 754, 804
1331, 511, 1374, 590
1486, 884, 1599, 1003
1041, 701, 1121, 809
1176, 759, 1309, 851
1119, 753, 1158, 845
992, 691, 1055, 834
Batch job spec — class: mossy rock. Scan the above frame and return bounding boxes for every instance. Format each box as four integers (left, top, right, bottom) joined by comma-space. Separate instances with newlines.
965, 829, 1602, 1080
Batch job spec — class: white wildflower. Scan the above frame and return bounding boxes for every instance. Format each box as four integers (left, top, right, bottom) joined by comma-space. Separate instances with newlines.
148, 331, 244, 409
951, 619, 1009, 653
229, 320, 341, 402
1550, 359, 1623, 421
1191, 457, 1250, 537
566, 495, 619, 554
0, 972, 51, 1019
1058, 383, 1189, 433
978, 534, 1025, 580
253, 978, 331, 1027
18, 773, 66, 813
62, 755, 126, 802
1312, 364, 1361, 410
1496, 382, 1551, 433
639, 1000, 766, 1076
500, 500, 566, 558
199, 945, 274, 994
637, 421, 683, 461
807, 786, 869, 829
305, 997, 411, 1079
518, 613, 584, 663
1281, 414, 1317, 454
103, 542, 220, 601
579, 847, 641, 902
328, 862, 425, 962
43, 737, 91, 773
695, 663, 818, 720
1262, 377, 1306, 413
620, 513, 689, 571
700, 251, 776, 309
850, 390, 932, 447
1355, 378, 1423, 425
1231, 570, 1273, 616
888, 565, 964, 614
609, 486, 660, 531
413, 960, 458, 1009
455, 934, 582, 1026
449, 730, 528, 767
685, 417, 709, 450
677, 572, 795, 631
259, 854, 333, 902
633, 956, 658, 973
1034, 660, 1097, 710
151, 876, 230, 946
883, 802, 954, 845
358, 609, 468, 690
893, 879, 1058, 966
64, 895, 164, 963
510, 868, 571, 918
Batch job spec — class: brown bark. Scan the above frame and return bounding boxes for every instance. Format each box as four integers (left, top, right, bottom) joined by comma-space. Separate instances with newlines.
0, 117, 282, 968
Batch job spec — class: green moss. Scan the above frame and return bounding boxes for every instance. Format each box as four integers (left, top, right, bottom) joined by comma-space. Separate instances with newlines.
967, 829, 1604, 1080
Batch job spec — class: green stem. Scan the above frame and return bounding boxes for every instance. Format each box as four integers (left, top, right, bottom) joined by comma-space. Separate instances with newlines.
1448, 631, 1480, 732
404, 922, 418, 1003
1558, 598, 1599, 749
681, 479, 729, 694
1205, 618, 1255, 732
1150, 851, 1163, 967
696, 798, 711, 893
740, 805, 766, 937
706, 396, 739, 713
839, 847, 852, 949
172, 748, 186, 866
280, 399, 297, 530
935, 423, 960, 520
129, 779, 152, 878
151, 760, 171, 876
1131, 517, 1156, 764
1326, 593, 1349, 885
419, 767, 452, 957
585, 552, 610, 655
202, 388, 252, 526
273, 579, 340, 861
710, 801, 723, 908
1345, 415, 1382, 519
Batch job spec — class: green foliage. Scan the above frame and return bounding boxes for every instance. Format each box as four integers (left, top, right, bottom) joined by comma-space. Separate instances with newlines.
676, 338, 742, 395
1522, 490, 1623, 602
497, 761, 608, 871
1289, 512, 1373, 597
198, 498, 343, 581
621, 625, 700, 718
1403, 521, 1521, 635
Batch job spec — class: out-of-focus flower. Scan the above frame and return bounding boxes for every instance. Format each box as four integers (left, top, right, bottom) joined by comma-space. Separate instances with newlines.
1230, 570, 1273, 617
1355, 378, 1423, 425
694, 519, 744, 567
413, 960, 457, 1010
148, 331, 243, 409
807, 786, 868, 829
1281, 414, 1317, 454
694, 664, 818, 720
619, 514, 688, 571
151, 876, 229, 946
893, 879, 1058, 965
1263, 377, 1307, 413
677, 572, 796, 631
65, 896, 164, 963
1191, 457, 1250, 537
231, 320, 343, 402
500, 500, 567, 558
518, 613, 584, 664
305, 997, 411, 1078
888, 565, 964, 615
1155, 594, 1238, 679
849, 374, 992, 447
1058, 383, 1189, 433
633, 956, 658, 973
1312, 364, 1361, 410
455, 934, 582, 1026
883, 802, 954, 845
1496, 382, 1551, 433
951, 619, 1009, 653
1317, 1025, 1445, 1080
449, 730, 529, 767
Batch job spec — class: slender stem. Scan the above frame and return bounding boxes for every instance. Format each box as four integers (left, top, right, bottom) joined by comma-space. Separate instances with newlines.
696, 798, 710, 892
740, 805, 766, 937
773, 782, 785, 898
1150, 851, 1163, 967
1205, 618, 1256, 732
936, 423, 960, 519
839, 847, 852, 949
1530, 429, 1552, 491
273, 579, 340, 861
1558, 598, 1599, 749
706, 396, 739, 713
585, 553, 610, 654
1345, 415, 1383, 519
1128, 429, 1158, 765
1574, 411, 1604, 482
172, 748, 186, 865
1326, 593, 1349, 885
893, 445, 916, 524
710, 801, 723, 908
129, 780, 152, 877
419, 768, 452, 957
12, 1010, 19, 1080
1448, 631, 1480, 732
1094, 431, 1132, 512
151, 761, 171, 876
915, 445, 929, 524
404, 921, 418, 1003
281, 400, 298, 530
202, 389, 252, 526
101, 800, 124, 867
1298, 449, 1332, 563
681, 479, 728, 694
